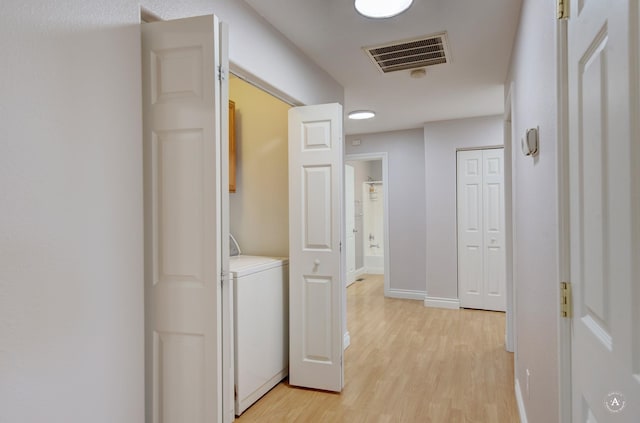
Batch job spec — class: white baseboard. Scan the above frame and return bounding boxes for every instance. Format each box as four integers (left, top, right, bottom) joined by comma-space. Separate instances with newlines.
347, 268, 367, 287
515, 378, 528, 423
366, 266, 384, 275
236, 368, 288, 415
423, 296, 460, 310
343, 331, 351, 350
386, 289, 426, 301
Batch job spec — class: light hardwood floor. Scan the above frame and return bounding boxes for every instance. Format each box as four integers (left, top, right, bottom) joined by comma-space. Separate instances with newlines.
236, 274, 520, 422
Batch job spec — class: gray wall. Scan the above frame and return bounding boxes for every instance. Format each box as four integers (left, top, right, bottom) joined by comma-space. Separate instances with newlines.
0, 1, 343, 421
423, 115, 504, 300
507, 0, 560, 421
346, 129, 426, 294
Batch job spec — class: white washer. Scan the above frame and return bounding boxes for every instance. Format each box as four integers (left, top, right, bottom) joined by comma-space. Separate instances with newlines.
231, 255, 289, 416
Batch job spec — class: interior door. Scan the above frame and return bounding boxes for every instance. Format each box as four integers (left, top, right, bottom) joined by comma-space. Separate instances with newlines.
142, 15, 224, 423
457, 149, 505, 311
568, 0, 640, 420
288, 103, 344, 392
481, 148, 505, 311
458, 150, 484, 309
345, 164, 356, 284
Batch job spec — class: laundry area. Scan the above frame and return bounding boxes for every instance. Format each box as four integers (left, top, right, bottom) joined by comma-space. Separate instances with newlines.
228, 76, 291, 415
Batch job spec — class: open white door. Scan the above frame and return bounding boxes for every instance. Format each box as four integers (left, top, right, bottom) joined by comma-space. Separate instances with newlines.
345, 164, 356, 285
568, 0, 640, 420
288, 103, 344, 392
142, 15, 225, 423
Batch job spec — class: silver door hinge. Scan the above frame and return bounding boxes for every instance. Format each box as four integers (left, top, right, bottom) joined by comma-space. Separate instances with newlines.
560, 282, 572, 318
557, 0, 569, 20
218, 66, 227, 81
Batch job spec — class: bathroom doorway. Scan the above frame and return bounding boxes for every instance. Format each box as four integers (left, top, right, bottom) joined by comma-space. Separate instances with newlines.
344, 153, 390, 296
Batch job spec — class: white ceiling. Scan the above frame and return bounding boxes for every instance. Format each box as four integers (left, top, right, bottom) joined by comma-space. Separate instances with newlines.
244, 0, 522, 135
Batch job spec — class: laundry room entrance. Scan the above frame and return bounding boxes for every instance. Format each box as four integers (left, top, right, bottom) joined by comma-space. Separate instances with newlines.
228, 75, 291, 416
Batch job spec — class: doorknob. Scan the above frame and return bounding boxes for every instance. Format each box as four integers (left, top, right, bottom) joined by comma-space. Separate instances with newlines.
353, 228, 358, 233
314, 259, 320, 265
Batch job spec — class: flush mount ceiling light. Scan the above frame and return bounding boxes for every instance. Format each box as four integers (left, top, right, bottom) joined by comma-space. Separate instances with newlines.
348, 110, 376, 120
355, 0, 413, 18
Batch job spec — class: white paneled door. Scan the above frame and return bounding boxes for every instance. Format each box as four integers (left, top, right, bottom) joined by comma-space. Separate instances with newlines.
289, 103, 344, 392
142, 15, 225, 423
345, 164, 356, 285
568, 0, 640, 420
457, 149, 505, 311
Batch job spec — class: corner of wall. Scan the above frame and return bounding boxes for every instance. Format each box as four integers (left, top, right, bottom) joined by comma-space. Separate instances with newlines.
514, 378, 529, 423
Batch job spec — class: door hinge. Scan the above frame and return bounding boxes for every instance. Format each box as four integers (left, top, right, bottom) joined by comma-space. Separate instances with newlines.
557, 0, 569, 20
218, 65, 227, 81
560, 281, 572, 318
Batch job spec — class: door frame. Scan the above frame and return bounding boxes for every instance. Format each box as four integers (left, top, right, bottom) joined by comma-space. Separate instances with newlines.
345, 164, 357, 286
503, 87, 515, 353
344, 152, 391, 297
556, 16, 572, 423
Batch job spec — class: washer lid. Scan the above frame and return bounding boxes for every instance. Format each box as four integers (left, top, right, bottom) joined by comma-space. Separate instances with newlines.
229, 255, 288, 277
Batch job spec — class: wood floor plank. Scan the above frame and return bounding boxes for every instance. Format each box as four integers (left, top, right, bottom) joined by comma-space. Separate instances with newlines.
236, 275, 520, 422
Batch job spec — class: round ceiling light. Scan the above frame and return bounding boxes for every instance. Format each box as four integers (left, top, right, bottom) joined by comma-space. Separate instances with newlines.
348, 110, 376, 120
354, 0, 414, 19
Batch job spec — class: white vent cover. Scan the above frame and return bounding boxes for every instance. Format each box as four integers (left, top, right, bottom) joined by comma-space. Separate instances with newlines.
364, 32, 450, 73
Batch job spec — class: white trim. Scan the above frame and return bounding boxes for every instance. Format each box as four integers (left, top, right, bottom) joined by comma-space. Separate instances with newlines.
229, 63, 301, 107
386, 289, 426, 301
343, 331, 351, 350
556, 17, 572, 423
344, 152, 391, 297
504, 85, 515, 353
346, 267, 367, 287
365, 266, 384, 275
424, 296, 460, 309
236, 368, 288, 416
515, 378, 529, 423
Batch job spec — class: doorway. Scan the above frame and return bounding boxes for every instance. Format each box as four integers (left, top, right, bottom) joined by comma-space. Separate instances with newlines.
344, 153, 390, 296
228, 75, 291, 417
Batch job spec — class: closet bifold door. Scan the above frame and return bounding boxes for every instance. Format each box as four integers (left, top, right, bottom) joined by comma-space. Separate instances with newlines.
457, 148, 505, 311
142, 15, 225, 423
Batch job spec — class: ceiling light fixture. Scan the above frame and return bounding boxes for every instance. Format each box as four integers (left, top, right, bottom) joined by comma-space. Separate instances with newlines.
348, 110, 376, 120
354, 0, 413, 19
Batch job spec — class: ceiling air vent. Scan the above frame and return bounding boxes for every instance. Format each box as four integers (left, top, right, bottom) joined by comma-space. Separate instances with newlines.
364, 32, 450, 74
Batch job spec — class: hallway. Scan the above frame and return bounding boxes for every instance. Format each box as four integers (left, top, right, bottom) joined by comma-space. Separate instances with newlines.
236, 275, 519, 422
